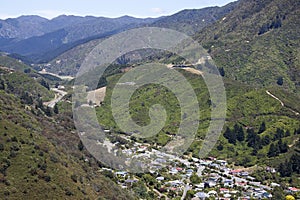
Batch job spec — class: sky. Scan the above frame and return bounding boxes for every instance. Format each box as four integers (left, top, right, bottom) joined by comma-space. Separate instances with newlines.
0, 0, 235, 20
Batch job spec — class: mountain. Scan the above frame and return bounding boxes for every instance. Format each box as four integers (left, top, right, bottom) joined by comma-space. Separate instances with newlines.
195, 0, 300, 94
39, 2, 238, 76
0, 15, 48, 39
151, 1, 238, 35
0, 15, 159, 62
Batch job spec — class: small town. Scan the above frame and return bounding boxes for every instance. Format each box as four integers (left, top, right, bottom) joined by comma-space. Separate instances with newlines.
97, 135, 299, 199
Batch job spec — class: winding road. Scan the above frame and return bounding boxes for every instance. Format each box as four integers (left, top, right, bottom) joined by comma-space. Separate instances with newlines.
44, 88, 67, 108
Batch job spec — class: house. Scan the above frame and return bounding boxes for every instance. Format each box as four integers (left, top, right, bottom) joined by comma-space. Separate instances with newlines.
210, 163, 220, 169
169, 168, 178, 175
240, 171, 249, 177
156, 176, 165, 181
216, 159, 227, 166
176, 167, 183, 172
288, 187, 300, 193
58, 85, 65, 90
220, 188, 230, 194
195, 183, 205, 190
166, 180, 183, 187
236, 182, 247, 187
206, 180, 217, 187
230, 169, 242, 175
270, 182, 280, 187
266, 167, 276, 173
115, 171, 127, 177
125, 179, 137, 186
195, 192, 209, 199
224, 179, 233, 187
261, 192, 272, 198
208, 190, 217, 196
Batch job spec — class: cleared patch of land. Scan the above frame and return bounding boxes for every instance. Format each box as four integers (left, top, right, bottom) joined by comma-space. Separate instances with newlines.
87, 87, 107, 106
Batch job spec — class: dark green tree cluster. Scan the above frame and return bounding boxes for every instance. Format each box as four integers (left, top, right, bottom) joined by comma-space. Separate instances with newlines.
278, 152, 300, 177
273, 128, 286, 140
267, 139, 288, 157
258, 15, 283, 35
20, 91, 33, 105
258, 121, 266, 134
246, 128, 262, 155
223, 124, 245, 145
0, 79, 5, 90
40, 79, 50, 90
35, 98, 53, 117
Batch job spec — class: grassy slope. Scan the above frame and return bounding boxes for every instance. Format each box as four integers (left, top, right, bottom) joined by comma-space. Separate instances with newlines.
0, 54, 31, 72
0, 69, 54, 102
96, 67, 300, 167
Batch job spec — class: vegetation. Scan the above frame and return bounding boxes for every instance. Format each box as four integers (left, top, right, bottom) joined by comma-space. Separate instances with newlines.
195, 0, 300, 94
0, 70, 136, 199
95, 65, 300, 174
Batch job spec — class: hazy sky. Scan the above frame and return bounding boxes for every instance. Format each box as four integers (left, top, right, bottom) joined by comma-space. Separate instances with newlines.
0, 0, 235, 19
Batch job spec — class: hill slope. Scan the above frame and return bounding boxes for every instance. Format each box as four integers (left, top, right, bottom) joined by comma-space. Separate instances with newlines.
195, 0, 300, 93
151, 1, 238, 35
0, 64, 136, 199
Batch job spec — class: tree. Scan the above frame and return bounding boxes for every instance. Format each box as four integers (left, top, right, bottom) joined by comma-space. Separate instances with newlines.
277, 76, 283, 86
258, 122, 266, 134
224, 127, 236, 144
261, 135, 271, 146
142, 174, 156, 186
21, 92, 33, 105
274, 128, 284, 140
45, 106, 52, 117
258, 24, 269, 35
247, 129, 261, 149
219, 67, 225, 77
285, 130, 291, 137
236, 126, 245, 142
24, 68, 31, 73
0, 79, 5, 90
272, 186, 285, 199
290, 153, 300, 174
40, 79, 50, 90
278, 161, 292, 177
278, 139, 288, 153
78, 141, 84, 151
268, 143, 279, 157
54, 104, 59, 114
190, 174, 201, 184
217, 143, 224, 151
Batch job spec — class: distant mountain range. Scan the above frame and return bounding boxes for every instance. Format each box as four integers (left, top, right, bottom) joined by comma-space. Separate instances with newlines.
0, 15, 159, 61
0, 2, 238, 63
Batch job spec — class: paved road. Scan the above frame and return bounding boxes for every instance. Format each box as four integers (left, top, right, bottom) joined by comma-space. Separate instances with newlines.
44, 88, 67, 108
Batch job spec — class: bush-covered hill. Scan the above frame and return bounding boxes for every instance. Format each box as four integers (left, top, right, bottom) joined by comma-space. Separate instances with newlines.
195, 0, 300, 94
0, 69, 136, 199
95, 67, 300, 181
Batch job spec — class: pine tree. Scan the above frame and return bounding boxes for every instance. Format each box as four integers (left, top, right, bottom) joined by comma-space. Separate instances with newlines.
54, 104, 59, 114
219, 67, 225, 77
268, 143, 279, 157
258, 122, 266, 134
237, 126, 245, 142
